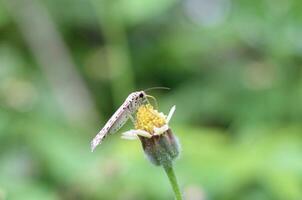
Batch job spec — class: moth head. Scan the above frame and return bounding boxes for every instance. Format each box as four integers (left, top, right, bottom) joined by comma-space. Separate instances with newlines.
139, 91, 146, 98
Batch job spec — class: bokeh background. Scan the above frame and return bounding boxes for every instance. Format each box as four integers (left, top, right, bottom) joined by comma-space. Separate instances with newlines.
1, 0, 302, 199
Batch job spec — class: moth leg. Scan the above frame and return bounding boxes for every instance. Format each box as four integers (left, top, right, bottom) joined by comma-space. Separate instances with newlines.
144, 96, 158, 109
127, 111, 136, 124
143, 97, 149, 105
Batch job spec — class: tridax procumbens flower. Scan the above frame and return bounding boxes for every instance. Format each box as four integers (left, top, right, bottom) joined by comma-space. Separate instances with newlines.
91, 96, 183, 199
122, 104, 180, 167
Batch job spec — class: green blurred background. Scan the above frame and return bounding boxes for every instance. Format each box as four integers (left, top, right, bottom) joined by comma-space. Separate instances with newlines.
1, 0, 302, 199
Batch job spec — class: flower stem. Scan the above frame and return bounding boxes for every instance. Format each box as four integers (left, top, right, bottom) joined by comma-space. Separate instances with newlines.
163, 164, 183, 200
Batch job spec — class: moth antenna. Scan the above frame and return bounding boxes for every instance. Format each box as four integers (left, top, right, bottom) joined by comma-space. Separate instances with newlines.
146, 95, 158, 109
144, 87, 170, 92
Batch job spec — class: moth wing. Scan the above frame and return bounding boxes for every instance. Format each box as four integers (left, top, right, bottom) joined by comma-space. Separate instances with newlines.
108, 111, 129, 134
91, 129, 107, 152
90, 100, 131, 152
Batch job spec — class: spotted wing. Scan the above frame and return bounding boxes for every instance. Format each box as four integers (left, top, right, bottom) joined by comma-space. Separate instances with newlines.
90, 102, 130, 152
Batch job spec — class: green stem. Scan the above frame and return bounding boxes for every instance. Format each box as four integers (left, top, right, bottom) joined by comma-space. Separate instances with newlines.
163, 165, 183, 200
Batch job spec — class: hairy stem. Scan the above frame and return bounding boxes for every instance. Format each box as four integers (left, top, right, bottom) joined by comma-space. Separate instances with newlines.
163, 165, 183, 200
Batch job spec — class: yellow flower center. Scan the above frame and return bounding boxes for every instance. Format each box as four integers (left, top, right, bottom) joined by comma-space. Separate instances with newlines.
135, 104, 166, 133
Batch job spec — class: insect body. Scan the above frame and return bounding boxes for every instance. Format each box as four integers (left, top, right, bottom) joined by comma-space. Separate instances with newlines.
91, 91, 147, 152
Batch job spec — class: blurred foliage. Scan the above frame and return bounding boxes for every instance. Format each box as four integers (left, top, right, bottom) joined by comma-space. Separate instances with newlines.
1, 0, 302, 199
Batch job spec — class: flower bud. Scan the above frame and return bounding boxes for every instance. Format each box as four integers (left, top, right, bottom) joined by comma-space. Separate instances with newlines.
139, 128, 180, 167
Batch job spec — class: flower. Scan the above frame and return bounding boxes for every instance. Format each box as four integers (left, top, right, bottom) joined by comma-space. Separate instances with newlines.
121, 104, 176, 139
122, 104, 180, 167
91, 101, 183, 199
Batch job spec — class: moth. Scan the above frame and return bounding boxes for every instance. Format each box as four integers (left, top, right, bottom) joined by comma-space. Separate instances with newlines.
90, 91, 148, 152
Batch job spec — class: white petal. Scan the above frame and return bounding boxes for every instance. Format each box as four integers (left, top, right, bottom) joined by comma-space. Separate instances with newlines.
121, 130, 138, 140
135, 130, 152, 138
121, 129, 152, 140
153, 124, 169, 135
166, 105, 176, 123
121, 135, 138, 140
